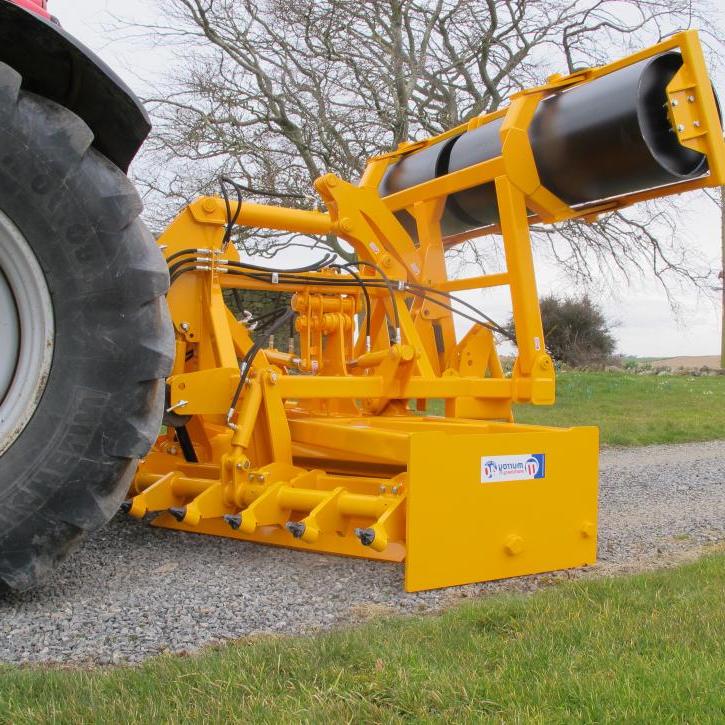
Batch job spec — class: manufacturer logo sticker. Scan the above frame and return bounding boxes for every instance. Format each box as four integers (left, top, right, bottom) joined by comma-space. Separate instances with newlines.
481, 453, 545, 483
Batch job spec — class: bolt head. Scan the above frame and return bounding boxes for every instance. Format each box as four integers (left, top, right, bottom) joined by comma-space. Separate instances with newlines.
688, 95, 695, 102
180, 322, 191, 332
677, 124, 685, 132
504, 534, 524, 556
671, 99, 679, 107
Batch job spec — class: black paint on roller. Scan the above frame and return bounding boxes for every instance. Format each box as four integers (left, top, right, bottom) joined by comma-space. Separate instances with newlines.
379, 52, 713, 238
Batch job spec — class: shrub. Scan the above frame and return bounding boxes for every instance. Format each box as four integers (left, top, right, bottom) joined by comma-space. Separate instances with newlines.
506, 294, 616, 367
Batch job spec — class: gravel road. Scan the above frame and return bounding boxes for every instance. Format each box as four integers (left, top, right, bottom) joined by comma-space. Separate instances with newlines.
1, 441, 723, 666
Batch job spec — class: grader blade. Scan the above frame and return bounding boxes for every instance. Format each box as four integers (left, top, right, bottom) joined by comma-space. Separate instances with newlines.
121, 30, 723, 592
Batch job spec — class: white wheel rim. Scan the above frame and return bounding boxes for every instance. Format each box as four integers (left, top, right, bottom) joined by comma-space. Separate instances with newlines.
0, 208, 54, 456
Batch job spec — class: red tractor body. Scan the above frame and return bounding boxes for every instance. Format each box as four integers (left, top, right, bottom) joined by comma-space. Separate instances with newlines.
8, 0, 51, 19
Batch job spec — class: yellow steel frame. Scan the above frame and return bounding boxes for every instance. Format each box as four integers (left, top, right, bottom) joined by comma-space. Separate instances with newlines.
128, 31, 724, 591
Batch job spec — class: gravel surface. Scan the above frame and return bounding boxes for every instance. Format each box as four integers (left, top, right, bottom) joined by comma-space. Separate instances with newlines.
1, 440, 723, 666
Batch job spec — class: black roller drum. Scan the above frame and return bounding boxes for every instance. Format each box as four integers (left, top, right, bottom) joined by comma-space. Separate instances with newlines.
379, 52, 713, 238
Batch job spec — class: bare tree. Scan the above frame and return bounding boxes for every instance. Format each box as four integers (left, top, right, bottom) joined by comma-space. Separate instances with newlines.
130, 0, 719, 288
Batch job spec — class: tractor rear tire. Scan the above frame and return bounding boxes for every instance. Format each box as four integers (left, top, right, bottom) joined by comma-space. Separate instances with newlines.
0, 63, 174, 590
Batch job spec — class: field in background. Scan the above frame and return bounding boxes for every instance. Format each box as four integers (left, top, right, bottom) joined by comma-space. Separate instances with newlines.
647, 355, 721, 370
1, 554, 722, 721
428, 371, 725, 446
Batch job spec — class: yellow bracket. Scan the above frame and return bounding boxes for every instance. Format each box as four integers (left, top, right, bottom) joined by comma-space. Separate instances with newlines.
297, 487, 346, 543
181, 482, 233, 526
666, 31, 725, 183
365, 493, 406, 553
169, 367, 240, 416
237, 481, 288, 533
127, 472, 183, 518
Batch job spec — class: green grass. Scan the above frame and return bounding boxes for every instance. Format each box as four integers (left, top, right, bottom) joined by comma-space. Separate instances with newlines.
516, 371, 725, 446
428, 371, 725, 446
1, 554, 723, 722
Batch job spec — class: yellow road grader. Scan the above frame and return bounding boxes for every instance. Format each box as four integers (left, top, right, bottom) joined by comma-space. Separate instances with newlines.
0, 1, 723, 591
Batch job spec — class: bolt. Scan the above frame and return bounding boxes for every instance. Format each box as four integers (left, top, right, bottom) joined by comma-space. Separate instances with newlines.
180, 322, 191, 332
169, 507, 187, 522
677, 124, 685, 132
688, 95, 695, 102
168, 447, 178, 456
392, 485, 399, 494
694, 120, 701, 128
354, 527, 376, 547
268, 372, 279, 385
504, 534, 524, 556
286, 521, 306, 539
671, 99, 679, 107
224, 514, 242, 530
379, 484, 387, 494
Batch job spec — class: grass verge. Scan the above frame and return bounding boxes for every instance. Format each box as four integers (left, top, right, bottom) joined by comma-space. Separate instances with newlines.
1, 554, 723, 722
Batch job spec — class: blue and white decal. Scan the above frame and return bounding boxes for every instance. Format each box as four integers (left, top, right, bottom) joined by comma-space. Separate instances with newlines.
481, 453, 545, 483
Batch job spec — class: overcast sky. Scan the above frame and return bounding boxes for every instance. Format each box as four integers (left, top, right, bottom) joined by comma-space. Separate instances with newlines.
51, 0, 723, 358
